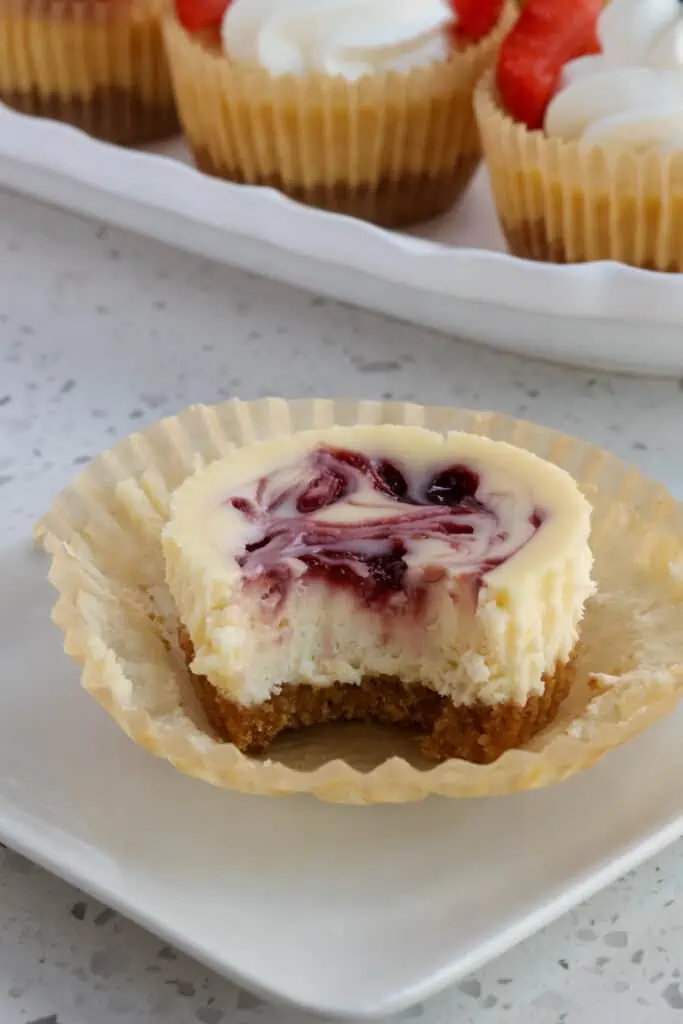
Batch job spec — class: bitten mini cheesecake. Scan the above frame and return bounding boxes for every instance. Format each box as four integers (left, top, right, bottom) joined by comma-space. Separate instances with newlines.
163, 425, 594, 763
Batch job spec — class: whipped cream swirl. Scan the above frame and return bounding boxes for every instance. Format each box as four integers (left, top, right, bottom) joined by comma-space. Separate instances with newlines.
545, 0, 683, 151
221, 0, 454, 80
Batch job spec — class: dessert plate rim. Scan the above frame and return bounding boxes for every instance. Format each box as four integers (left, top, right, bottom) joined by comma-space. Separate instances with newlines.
2, 102, 683, 375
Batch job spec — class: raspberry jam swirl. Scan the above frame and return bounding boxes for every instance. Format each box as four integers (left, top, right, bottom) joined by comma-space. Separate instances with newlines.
228, 446, 544, 606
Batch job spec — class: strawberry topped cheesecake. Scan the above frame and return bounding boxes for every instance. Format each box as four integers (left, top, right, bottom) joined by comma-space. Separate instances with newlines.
163, 0, 512, 227
163, 425, 594, 763
475, 0, 683, 270
0, 0, 177, 144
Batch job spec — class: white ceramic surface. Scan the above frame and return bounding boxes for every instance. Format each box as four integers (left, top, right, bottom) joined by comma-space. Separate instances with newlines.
2, 102, 683, 376
1, 539, 682, 1018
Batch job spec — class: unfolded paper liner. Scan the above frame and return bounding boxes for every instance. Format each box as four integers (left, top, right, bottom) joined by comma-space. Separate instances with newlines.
162, 7, 515, 228
37, 397, 683, 805
475, 71, 683, 271
0, 0, 177, 144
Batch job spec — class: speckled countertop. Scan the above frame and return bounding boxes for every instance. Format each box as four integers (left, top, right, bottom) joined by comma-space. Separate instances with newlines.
3, 187, 683, 1024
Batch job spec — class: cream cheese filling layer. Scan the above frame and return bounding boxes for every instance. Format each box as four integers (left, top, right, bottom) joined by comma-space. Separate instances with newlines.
163, 425, 595, 708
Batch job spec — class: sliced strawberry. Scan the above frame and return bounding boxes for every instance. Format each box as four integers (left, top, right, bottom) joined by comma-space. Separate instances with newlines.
176, 0, 229, 32
452, 0, 505, 44
497, 0, 603, 130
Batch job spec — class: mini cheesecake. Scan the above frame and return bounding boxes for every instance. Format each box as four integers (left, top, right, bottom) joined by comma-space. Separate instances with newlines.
162, 0, 511, 228
0, 0, 177, 145
163, 425, 594, 763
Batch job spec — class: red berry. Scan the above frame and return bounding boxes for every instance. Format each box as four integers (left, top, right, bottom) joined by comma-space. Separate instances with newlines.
496, 0, 603, 130
176, 0, 229, 32
296, 472, 346, 514
452, 0, 505, 44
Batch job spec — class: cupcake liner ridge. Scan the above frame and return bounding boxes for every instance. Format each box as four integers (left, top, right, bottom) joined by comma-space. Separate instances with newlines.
39, 398, 683, 804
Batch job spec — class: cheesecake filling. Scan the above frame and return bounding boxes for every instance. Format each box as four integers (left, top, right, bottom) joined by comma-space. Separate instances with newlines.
163, 426, 594, 711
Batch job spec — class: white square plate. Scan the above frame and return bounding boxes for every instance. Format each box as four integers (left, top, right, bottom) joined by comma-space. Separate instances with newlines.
2, 537, 683, 1020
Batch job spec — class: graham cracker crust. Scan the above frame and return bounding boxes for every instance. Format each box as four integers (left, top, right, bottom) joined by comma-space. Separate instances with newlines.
178, 628, 572, 764
1, 86, 178, 145
502, 219, 683, 273
191, 146, 480, 228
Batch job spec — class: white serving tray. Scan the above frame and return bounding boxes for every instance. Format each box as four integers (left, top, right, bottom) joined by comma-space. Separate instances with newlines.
1, 102, 683, 377
3, 535, 683, 1019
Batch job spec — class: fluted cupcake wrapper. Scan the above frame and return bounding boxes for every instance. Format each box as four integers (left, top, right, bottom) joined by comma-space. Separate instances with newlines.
475, 71, 683, 271
0, 0, 177, 144
36, 397, 683, 805
163, 8, 514, 228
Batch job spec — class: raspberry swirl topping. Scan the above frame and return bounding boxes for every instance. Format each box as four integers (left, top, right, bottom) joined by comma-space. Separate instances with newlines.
227, 445, 544, 606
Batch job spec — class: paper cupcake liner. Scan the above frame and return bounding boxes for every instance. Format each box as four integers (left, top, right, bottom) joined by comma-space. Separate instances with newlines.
0, 0, 177, 144
39, 399, 683, 804
475, 71, 683, 271
163, 9, 514, 228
